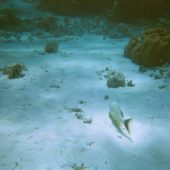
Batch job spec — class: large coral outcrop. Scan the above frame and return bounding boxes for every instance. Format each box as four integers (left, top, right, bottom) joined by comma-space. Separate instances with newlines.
37, 0, 113, 16
109, 0, 170, 22
37, 0, 170, 21
124, 28, 170, 67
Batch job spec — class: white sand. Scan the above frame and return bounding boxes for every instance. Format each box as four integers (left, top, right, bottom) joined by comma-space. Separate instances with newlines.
0, 34, 170, 170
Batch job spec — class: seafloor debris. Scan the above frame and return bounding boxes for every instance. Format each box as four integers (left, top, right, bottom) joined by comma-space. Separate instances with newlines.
139, 65, 148, 73
64, 106, 84, 113
75, 112, 84, 119
71, 107, 83, 113
83, 118, 92, 124
79, 100, 86, 104
70, 163, 88, 170
144, 64, 170, 81
61, 163, 91, 170
159, 84, 167, 89
104, 95, 109, 100
64, 106, 92, 124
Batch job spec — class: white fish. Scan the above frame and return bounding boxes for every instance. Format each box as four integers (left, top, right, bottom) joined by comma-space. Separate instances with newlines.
109, 102, 133, 140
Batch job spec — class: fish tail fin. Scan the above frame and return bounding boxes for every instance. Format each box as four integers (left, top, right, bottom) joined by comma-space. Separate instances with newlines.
124, 118, 132, 134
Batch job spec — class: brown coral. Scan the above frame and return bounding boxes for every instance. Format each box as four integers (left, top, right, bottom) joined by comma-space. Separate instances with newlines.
2, 63, 25, 79
124, 28, 170, 67
44, 41, 59, 53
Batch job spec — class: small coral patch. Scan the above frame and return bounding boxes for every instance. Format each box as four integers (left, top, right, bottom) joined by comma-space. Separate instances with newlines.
1, 63, 26, 79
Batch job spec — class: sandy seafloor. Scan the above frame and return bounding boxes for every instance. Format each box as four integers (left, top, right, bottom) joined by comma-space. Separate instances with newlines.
0, 34, 170, 170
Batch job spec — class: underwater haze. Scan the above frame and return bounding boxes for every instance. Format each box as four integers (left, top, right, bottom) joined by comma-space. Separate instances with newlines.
0, 0, 170, 170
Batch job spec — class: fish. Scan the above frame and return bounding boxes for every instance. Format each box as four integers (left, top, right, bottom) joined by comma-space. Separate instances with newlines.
109, 102, 133, 141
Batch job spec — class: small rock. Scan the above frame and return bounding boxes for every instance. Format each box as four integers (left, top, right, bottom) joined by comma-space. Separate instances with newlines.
166, 71, 170, 78
104, 95, 109, 100
15, 162, 19, 167
75, 113, 83, 120
50, 84, 60, 88
83, 118, 92, 124
150, 74, 154, 77
154, 74, 162, 79
70, 108, 83, 113
127, 80, 135, 87
79, 100, 86, 104
105, 67, 109, 71
139, 65, 147, 73
44, 41, 59, 53
87, 141, 95, 146
159, 69, 164, 75
158, 85, 167, 89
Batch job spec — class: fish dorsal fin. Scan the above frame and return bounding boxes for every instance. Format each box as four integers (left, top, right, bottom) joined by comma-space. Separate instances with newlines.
120, 110, 124, 118
124, 118, 132, 134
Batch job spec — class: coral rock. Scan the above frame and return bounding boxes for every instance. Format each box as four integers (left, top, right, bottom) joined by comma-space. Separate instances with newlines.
107, 72, 126, 88
124, 28, 170, 67
2, 63, 25, 79
44, 41, 59, 53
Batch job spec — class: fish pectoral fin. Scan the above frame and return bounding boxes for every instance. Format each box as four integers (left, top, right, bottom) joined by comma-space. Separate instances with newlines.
124, 118, 133, 134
